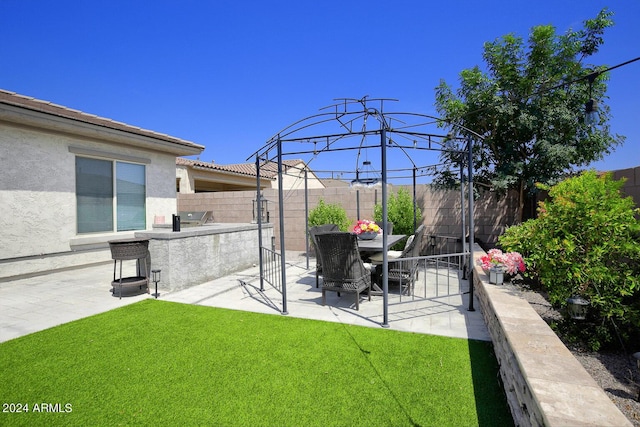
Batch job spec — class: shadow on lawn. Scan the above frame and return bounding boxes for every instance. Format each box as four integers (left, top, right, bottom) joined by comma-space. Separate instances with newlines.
468, 340, 515, 426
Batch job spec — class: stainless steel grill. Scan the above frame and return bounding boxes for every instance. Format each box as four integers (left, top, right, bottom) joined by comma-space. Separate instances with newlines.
178, 211, 213, 227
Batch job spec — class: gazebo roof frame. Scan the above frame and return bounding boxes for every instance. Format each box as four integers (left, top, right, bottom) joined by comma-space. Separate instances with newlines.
248, 97, 483, 327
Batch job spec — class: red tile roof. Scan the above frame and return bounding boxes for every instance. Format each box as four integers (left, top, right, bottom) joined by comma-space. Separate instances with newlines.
176, 158, 306, 179
0, 89, 204, 151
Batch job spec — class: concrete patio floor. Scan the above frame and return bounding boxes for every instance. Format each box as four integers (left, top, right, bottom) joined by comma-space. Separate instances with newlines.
0, 252, 490, 343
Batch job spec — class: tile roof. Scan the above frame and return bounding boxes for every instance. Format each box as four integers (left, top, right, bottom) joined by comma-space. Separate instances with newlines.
176, 158, 306, 179
0, 89, 204, 150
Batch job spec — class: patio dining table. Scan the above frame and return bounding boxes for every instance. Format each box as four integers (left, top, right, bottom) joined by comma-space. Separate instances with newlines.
356, 234, 406, 253
357, 234, 407, 295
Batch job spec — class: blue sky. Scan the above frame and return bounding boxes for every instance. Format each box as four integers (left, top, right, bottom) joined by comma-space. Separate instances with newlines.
1, 1, 638, 183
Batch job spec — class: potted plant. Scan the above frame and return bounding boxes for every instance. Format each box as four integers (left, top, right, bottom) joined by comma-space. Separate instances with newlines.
478, 249, 526, 284
352, 220, 381, 240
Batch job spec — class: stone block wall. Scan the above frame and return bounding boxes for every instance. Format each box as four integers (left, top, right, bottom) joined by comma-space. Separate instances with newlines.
178, 184, 518, 252
612, 166, 640, 208
472, 244, 631, 426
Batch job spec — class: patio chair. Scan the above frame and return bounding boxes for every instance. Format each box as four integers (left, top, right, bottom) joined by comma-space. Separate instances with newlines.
314, 232, 372, 310
309, 224, 339, 288
371, 225, 426, 295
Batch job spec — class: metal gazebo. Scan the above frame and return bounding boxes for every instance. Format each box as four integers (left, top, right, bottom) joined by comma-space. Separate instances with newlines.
247, 97, 483, 327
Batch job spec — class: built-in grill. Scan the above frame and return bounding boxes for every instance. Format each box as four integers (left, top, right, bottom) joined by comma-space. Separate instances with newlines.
178, 211, 213, 227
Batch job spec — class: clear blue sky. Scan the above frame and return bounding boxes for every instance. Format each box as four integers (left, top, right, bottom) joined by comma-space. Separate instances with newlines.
1, 0, 638, 183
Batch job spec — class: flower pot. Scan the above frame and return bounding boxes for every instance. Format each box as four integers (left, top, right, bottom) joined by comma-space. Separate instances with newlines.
358, 232, 378, 240
489, 266, 504, 285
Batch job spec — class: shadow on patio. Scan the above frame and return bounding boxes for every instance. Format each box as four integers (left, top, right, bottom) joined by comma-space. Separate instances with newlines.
163, 252, 491, 341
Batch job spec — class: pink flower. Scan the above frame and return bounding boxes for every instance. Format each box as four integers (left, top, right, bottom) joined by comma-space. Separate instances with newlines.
352, 220, 381, 235
477, 249, 525, 275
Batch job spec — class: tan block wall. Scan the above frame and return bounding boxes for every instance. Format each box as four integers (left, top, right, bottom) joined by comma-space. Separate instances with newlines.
612, 166, 640, 208
178, 184, 518, 252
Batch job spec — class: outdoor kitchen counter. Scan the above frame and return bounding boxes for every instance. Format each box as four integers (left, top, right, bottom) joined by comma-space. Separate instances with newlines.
135, 223, 274, 292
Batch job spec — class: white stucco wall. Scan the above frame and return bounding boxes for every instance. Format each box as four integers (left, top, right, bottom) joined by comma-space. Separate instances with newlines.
275, 165, 325, 190
0, 124, 179, 268
176, 164, 194, 193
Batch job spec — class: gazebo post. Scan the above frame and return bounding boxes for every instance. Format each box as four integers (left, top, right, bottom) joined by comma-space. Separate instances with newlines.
413, 166, 417, 232
277, 137, 288, 315
460, 160, 467, 279
304, 168, 309, 271
255, 156, 264, 292
381, 126, 390, 327
467, 138, 475, 312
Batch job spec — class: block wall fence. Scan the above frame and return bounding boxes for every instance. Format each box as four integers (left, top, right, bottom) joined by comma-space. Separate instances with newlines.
178, 184, 519, 252
612, 166, 640, 206
178, 166, 640, 253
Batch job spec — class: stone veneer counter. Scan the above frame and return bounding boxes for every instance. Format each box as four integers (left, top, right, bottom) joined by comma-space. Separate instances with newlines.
136, 223, 273, 292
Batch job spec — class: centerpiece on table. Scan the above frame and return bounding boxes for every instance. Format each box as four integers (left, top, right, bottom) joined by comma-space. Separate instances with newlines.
477, 248, 525, 284
352, 219, 381, 240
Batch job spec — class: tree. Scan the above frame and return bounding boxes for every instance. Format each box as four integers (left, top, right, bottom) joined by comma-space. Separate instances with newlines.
434, 8, 624, 222
499, 171, 640, 350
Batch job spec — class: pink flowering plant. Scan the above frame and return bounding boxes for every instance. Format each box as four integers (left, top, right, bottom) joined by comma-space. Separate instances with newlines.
352, 219, 381, 235
478, 249, 525, 275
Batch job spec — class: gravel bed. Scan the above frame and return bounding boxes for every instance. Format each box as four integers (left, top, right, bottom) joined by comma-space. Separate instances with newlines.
503, 280, 640, 426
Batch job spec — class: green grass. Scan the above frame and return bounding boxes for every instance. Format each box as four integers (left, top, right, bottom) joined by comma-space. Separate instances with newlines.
0, 300, 512, 426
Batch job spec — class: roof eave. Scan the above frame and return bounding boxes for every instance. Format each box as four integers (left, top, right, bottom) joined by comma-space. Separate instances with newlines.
0, 102, 204, 156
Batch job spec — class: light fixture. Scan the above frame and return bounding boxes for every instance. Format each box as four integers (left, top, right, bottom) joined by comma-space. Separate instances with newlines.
585, 72, 599, 125
253, 195, 270, 223
566, 295, 589, 320
350, 160, 381, 188
585, 98, 598, 125
151, 269, 161, 299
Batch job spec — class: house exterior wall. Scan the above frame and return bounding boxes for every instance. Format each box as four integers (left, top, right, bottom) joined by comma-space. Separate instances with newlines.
176, 160, 324, 193
274, 166, 325, 190
176, 164, 194, 193
0, 123, 182, 278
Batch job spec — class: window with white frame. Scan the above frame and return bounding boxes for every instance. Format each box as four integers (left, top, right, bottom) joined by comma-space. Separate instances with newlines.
76, 157, 146, 233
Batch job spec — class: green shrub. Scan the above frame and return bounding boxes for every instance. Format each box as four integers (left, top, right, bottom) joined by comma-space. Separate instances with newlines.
308, 199, 351, 231
373, 188, 422, 251
373, 188, 422, 236
500, 170, 640, 350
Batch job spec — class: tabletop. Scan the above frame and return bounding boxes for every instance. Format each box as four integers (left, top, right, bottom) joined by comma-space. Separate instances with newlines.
357, 234, 406, 252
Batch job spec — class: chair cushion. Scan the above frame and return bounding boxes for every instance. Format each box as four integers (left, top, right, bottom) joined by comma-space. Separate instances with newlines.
368, 234, 414, 263
368, 250, 403, 263
403, 235, 415, 251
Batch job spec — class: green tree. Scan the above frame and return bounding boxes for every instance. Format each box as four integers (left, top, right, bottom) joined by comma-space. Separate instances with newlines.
499, 171, 640, 349
434, 8, 624, 222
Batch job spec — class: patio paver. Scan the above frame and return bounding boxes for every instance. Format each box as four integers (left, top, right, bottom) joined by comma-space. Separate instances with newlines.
0, 253, 490, 343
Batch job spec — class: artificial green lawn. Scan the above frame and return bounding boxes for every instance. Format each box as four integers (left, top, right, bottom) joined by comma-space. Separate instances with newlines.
0, 299, 513, 426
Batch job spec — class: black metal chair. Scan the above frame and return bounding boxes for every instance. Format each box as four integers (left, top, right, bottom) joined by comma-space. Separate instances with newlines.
309, 224, 339, 288
387, 224, 426, 295
314, 232, 371, 310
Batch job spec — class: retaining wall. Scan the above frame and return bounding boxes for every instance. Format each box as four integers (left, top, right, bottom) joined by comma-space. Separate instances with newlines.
472, 244, 631, 426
